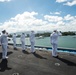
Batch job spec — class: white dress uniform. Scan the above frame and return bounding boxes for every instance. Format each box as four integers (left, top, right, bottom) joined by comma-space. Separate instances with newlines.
20, 33, 26, 51
12, 33, 17, 49
50, 31, 62, 57
30, 31, 35, 53
1, 33, 8, 59
0, 34, 1, 45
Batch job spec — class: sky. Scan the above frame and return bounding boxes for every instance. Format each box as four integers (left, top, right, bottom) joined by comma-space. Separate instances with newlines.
0, 0, 76, 33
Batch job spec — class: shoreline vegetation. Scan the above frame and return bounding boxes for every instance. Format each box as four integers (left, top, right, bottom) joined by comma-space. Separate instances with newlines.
8, 31, 76, 38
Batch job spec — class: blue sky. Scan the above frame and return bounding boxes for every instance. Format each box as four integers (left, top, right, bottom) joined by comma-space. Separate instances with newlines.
0, 0, 76, 33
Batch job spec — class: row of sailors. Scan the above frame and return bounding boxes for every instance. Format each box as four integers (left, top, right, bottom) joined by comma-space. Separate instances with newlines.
12, 31, 35, 53
0, 30, 35, 59
0, 30, 62, 59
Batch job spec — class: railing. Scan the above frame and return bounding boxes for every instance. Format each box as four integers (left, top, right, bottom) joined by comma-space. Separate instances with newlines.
8, 43, 76, 53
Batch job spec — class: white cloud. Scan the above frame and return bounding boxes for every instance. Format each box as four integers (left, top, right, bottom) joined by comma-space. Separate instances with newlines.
64, 14, 75, 20
44, 15, 63, 22
54, 12, 61, 15
0, 0, 11, 2
64, 0, 76, 6
0, 11, 76, 33
56, 21, 65, 26
44, 13, 76, 31
50, 11, 61, 15
0, 11, 48, 33
56, 0, 76, 6
56, 0, 67, 3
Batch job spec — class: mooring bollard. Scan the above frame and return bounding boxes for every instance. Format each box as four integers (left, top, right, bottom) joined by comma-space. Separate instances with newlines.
12, 73, 19, 75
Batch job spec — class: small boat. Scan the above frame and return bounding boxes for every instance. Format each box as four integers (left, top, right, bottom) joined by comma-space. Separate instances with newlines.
7, 37, 11, 41
37, 36, 44, 39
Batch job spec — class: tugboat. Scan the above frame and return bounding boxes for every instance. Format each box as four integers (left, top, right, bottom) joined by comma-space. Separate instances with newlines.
7, 37, 11, 41
37, 36, 44, 39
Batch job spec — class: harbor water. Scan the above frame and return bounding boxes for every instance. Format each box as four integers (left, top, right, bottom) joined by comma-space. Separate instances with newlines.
8, 36, 76, 49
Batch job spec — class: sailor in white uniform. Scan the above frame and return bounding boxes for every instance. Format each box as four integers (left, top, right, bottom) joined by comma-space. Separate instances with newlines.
1, 30, 8, 59
0, 33, 1, 46
20, 33, 26, 51
30, 31, 35, 53
50, 30, 62, 57
12, 33, 17, 50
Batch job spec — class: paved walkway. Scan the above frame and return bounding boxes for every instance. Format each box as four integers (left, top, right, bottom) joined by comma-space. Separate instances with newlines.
0, 45, 76, 75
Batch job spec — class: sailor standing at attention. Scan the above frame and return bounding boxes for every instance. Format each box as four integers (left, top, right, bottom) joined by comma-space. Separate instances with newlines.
30, 31, 35, 53
12, 33, 17, 50
0, 33, 1, 46
1, 30, 8, 59
50, 30, 62, 58
20, 33, 26, 51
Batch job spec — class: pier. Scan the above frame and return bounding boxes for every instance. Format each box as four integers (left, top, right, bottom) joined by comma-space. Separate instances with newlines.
0, 45, 76, 75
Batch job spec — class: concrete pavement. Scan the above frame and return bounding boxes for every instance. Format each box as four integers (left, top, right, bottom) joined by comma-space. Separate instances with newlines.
0, 45, 76, 75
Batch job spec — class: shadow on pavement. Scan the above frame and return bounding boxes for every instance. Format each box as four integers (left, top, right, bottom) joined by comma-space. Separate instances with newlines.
57, 57, 76, 66
33, 52, 47, 59
7, 51, 13, 56
13, 48, 18, 51
22, 50, 30, 54
0, 59, 12, 72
